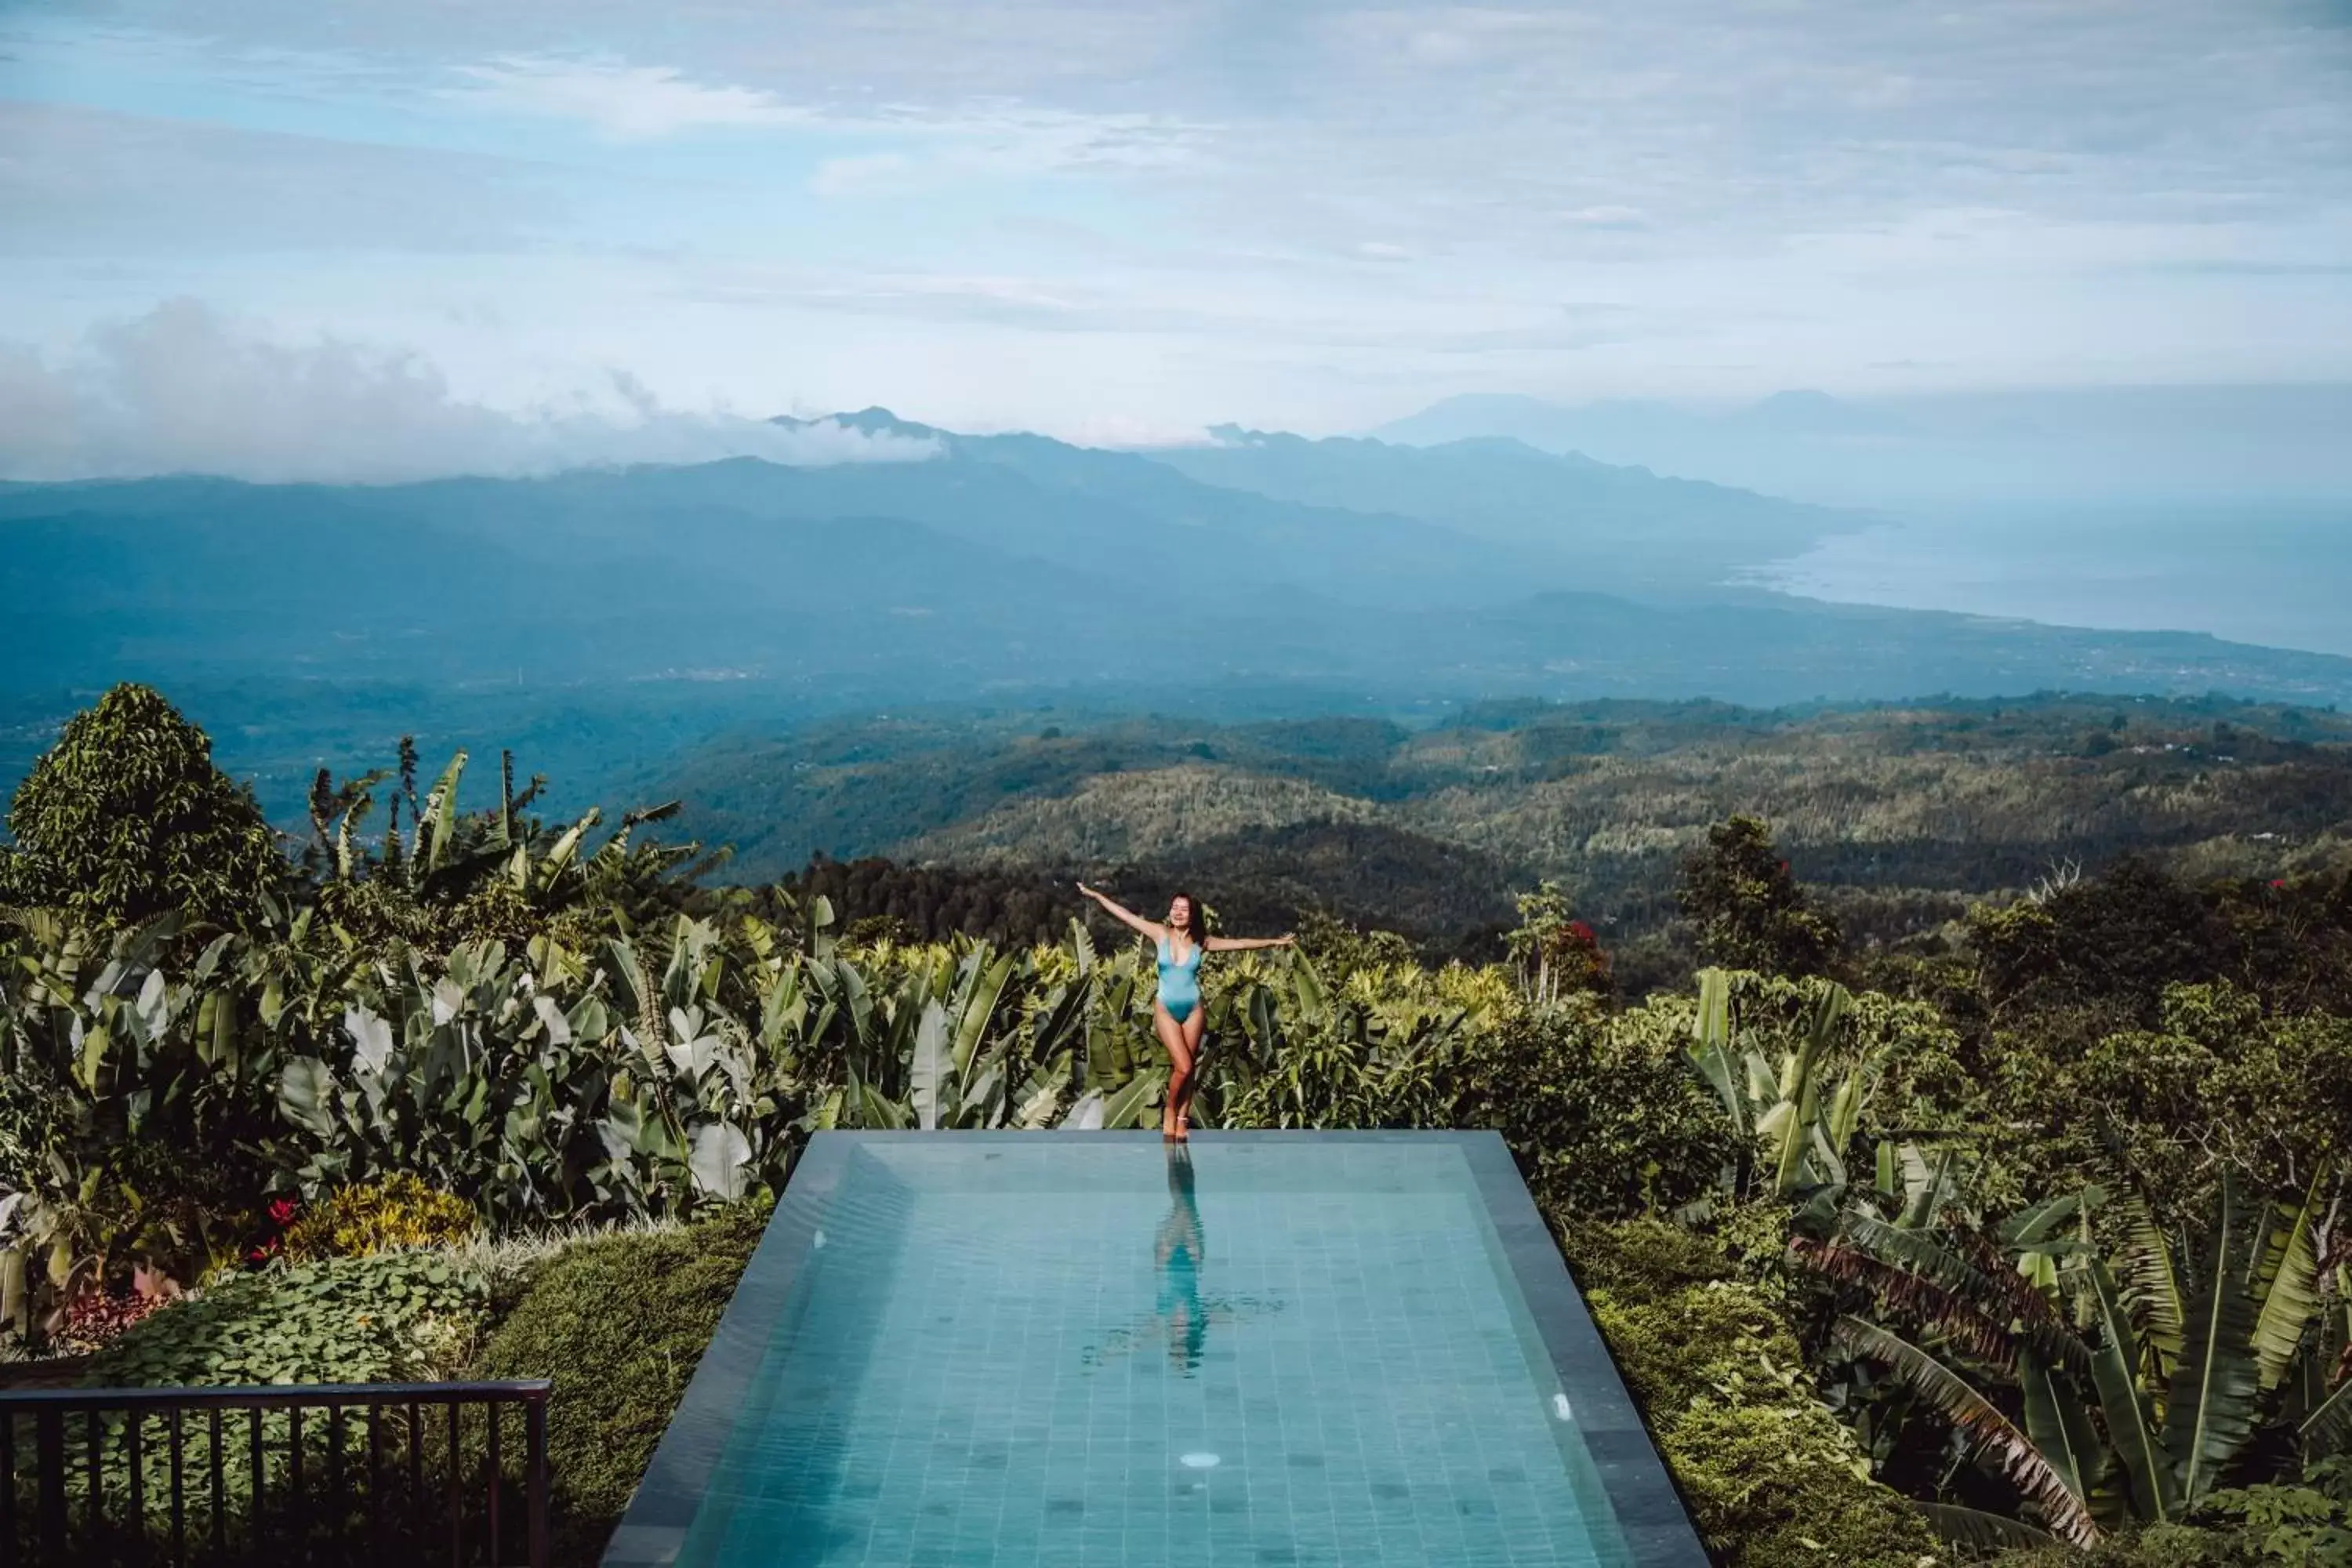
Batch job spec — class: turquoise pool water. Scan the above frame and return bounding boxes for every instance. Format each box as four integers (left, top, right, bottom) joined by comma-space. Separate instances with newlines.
610, 1134, 1700, 1568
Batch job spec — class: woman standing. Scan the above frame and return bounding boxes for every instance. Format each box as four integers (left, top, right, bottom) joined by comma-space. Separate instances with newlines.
1076, 884, 1293, 1141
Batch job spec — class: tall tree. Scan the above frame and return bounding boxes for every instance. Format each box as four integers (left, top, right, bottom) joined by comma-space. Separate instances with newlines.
1677, 815, 1840, 976
0, 683, 283, 930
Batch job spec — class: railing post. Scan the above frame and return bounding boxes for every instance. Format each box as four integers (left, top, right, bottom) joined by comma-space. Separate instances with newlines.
485, 1400, 503, 1564
445, 1402, 462, 1568
32, 1407, 64, 1564
524, 1393, 550, 1568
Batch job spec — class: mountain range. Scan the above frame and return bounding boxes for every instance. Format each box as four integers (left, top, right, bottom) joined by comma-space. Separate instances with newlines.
6, 408, 2352, 815
1371, 384, 2352, 510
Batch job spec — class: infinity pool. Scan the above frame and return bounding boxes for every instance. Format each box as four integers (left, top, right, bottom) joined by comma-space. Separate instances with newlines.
605, 1133, 1704, 1567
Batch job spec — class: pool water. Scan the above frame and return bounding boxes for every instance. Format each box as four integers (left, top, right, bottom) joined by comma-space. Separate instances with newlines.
609, 1134, 1702, 1568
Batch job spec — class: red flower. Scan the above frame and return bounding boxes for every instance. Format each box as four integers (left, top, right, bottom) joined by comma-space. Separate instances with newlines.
267, 1198, 299, 1227
2270, 879, 2286, 889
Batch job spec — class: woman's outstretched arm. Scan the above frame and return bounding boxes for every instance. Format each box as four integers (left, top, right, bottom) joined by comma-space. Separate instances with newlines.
1204, 933, 1295, 952
1077, 882, 1163, 939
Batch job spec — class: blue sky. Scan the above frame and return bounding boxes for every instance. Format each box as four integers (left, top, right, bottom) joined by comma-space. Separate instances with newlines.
2, 0, 2349, 474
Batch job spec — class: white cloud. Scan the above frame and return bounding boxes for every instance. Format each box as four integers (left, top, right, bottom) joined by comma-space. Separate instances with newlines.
447, 55, 812, 140
0, 299, 940, 482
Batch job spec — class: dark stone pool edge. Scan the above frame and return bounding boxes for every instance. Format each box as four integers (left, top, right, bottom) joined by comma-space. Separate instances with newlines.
1458, 1131, 1714, 1566
601, 1130, 1713, 1567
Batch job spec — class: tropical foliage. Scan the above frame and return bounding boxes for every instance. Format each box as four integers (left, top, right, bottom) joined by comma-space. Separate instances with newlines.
5, 683, 2352, 1568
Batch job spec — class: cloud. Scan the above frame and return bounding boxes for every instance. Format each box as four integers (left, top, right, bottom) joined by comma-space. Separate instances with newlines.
0, 299, 940, 483
447, 55, 811, 140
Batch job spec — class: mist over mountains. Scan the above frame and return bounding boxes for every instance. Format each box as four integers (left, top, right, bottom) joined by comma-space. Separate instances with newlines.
7, 404, 2352, 815
1373, 383, 2352, 510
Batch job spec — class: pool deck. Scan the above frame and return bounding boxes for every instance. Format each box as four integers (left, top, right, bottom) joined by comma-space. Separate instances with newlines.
603, 1131, 1709, 1568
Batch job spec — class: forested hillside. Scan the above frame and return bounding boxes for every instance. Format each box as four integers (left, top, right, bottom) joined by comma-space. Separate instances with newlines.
660, 693, 2352, 983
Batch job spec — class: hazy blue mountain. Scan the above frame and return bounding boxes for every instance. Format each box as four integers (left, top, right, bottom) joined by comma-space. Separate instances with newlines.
1374, 384, 2352, 509
9, 410, 2352, 820
1143, 425, 1853, 597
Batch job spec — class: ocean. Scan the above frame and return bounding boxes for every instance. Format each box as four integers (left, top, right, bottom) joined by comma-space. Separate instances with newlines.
1744, 503, 2352, 661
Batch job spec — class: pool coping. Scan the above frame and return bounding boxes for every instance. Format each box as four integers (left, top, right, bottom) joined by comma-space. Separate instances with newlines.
602, 1131, 1712, 1567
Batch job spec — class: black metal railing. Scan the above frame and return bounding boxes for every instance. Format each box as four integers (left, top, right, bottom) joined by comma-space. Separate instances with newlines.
1, 1381, 551, 1568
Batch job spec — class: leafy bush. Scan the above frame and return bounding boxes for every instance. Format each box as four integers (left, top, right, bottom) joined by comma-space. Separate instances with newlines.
282, 1173, 483, 1261
85, 1250, 489, 1388
1567, 1217, 1943, 1568
466, 1202, 768, 1566
1453, 1000, 1738, 1218
0, 683, 282, 931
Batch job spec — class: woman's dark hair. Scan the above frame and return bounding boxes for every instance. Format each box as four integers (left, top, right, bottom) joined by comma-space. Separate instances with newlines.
1169, 890, 1207, 946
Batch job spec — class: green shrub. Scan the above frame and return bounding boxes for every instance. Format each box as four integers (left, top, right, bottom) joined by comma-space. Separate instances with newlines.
85, 1250, 489, 1388
283, 1172, 483, 1261
466, 1202, 768, 1566
0, 681, 282, 931
1452, 1002, 1739, 1218
1567, 1218, 1942, 1568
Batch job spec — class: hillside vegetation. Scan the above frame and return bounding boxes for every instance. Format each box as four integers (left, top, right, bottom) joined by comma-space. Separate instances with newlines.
663, 693, 2352, 979
5, 684, 2351, 1567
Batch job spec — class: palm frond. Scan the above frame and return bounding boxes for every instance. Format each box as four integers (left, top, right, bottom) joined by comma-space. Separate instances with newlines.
1833, 1316, 2101, 1547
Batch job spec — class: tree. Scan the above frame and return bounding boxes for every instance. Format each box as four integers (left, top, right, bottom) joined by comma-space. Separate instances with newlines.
0, 684, 283, 930
1677, 815, 1840, 977
1504, 881, 1610, 1004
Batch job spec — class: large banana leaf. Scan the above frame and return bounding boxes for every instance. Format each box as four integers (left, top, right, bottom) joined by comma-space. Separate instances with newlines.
1685, 967, 1744, 1131
949, 952, 1015, 1078
908, 1000, 950, 1131
1097, 1071, 1163, 1131
1833, 1210, 2089, 1374
2302, 1374, 2352, 1458
2114, 1190, 2187, 1380
1769, 980, 1850, 1196
2249, 1167, 2330, 1390
2163, 1173, 2264, 1504
2084, 1258, 2178, 1522
1834, 1316, 2100, 1545
2019, 1346, 2105, 1507
2002, 1189, 2103, 1249
1918, 1503, 2062, 1552
1899, 1145, 1961, 1229
419, 751, 466, 873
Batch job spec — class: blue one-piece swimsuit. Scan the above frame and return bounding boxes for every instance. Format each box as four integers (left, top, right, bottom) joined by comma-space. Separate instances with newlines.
1156, 936, 1204, 1022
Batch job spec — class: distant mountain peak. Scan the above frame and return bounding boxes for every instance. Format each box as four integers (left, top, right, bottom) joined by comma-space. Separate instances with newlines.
771, 407, 947, 441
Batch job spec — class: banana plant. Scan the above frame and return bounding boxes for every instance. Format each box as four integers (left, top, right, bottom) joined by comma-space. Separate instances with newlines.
1686, 968, 1871, 1199
1801, 1165, 2350, 1548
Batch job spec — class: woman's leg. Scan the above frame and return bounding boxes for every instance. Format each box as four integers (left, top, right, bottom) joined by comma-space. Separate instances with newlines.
1174, 1007, 1207, 1135
1155, 1004, 1192, 1138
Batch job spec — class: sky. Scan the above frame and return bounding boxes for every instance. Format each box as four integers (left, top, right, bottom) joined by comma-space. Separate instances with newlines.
2, 0, 2350, 474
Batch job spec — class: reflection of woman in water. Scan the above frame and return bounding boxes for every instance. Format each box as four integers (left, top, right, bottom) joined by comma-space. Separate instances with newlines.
1076, 884, 1293, 1140
1156, 1145, 1208, 1373
1081, 1146, 1282, 1374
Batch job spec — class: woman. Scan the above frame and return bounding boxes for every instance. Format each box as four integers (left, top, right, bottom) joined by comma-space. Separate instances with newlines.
1076, 883, 1293, 1140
